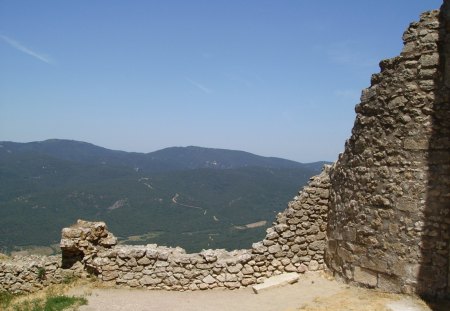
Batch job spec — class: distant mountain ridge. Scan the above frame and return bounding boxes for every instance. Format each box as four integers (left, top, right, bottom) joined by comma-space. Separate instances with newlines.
0, 139, 329, 254
0, 139, 327, 172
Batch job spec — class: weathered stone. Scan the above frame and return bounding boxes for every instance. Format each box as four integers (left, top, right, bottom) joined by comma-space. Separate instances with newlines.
241, 277, 256, 286
102, 271, 118, 281
420, 53, 439, 67
137, 257, 152, 266
202, 275, 216, 284
140, 276, 162, 286
268, 244, 282, 254
308, 260, 319, 271
252, 242, 267, 254
252, 273, 299, 294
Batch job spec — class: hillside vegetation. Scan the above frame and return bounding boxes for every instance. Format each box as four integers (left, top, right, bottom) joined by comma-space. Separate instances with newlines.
0, 140, 326, 253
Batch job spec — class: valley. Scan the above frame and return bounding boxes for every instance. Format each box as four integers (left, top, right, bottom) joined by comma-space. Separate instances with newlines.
0, 139, 327, 254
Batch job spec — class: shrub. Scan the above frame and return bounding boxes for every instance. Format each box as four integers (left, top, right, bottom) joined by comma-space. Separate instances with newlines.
37, 267, 46, 282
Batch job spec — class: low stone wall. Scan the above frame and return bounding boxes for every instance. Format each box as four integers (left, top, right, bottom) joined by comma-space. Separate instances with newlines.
250, 166, 330, 275
72, 168, 331, 290
0, 167, 331, 294
91, 245, 254, 290
0, 255, 83, 294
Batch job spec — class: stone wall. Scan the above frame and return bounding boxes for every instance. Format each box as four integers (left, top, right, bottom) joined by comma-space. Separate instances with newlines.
325, 0, 450, 297
66, 169, 330, 290
250, 166, 330, 275
0, 255, 83, 294
0, 168, 330, 294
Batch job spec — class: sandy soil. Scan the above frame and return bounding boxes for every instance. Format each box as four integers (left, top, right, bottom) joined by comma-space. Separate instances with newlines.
69, 272, 435, 311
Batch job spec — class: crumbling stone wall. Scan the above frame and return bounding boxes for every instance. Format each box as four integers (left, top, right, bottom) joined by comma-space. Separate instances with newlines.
0, 255, 83, 294
325, 1, 450, 297
0, 169, 330, 294
251, 166, 330, 275
58, 170, 330, 291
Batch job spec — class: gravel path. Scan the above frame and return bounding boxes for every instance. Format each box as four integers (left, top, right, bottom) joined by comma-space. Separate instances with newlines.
72, 272, 432, 311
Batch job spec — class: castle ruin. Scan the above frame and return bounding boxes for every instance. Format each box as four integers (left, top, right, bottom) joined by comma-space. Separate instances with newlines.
1, 0, 449, 299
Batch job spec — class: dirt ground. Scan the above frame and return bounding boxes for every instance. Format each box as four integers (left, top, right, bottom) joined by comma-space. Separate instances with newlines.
67, 272, 442, 311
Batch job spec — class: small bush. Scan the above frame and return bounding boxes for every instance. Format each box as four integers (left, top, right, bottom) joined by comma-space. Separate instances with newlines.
37, 267, 46, 281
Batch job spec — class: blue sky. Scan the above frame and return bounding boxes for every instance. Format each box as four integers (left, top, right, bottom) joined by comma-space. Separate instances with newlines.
0, 0, 443, 162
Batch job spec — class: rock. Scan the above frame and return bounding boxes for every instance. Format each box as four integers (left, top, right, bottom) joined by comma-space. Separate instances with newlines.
140, 276, 162, 286
202, 275, 216, 284
102, 271, 118, 281
284, 264, 297, 272
252, 242, 267, 254
242, 265, 254, 275
227, 264, 242, 274
200, 250, 218, 263
308, 260, 319, 271
353, 267, 377, 287
252, 273, 299, 294
268, 245, 282, 254
297, 264, 308, 273
137, 257, 152, 266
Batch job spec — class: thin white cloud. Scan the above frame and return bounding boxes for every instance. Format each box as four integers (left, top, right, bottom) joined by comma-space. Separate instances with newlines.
185, 78, 213, 94
0, 34, 53, 64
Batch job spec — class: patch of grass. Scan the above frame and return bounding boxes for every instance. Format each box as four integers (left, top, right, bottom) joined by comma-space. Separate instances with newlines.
62, 275, 76, 285
0, 291, 15, 309
44, 295, 88, 311
1, 292, 87, 311
9, 295, 86, 311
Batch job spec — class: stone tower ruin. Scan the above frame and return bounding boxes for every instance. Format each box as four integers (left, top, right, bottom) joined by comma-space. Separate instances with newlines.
325, 0, 450, 297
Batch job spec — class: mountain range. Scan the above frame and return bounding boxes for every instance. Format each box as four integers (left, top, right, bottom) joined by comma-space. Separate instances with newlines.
0, 139, 328, 254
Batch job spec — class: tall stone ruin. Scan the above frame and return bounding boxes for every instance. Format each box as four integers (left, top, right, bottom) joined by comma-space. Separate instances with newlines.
325, 0, 450, 297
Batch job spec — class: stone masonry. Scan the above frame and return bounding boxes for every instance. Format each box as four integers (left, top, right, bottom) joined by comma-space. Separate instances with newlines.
326, 0, 450, 297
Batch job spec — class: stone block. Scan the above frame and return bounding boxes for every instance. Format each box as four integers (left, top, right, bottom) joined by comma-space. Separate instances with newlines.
353, 267, 377, 287
419, 53, 439, 67
252, 273, 299, 294
378, 274, 401, 293
202, 274, 216, 284
140, 276, 162, 286
268, 244, 282, 254
102, 271, 118, 281
308, 260, 319, 271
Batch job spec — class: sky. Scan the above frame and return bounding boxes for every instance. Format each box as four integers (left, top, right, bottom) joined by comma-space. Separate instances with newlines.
0, 0, 444, 162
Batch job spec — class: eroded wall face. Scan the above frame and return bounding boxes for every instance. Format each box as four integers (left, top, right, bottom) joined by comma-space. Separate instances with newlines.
326, 3, 450, 297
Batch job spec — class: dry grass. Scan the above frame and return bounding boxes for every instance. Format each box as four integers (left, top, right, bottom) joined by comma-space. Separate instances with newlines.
1, 277, 93, 311
296, 286, 430, 311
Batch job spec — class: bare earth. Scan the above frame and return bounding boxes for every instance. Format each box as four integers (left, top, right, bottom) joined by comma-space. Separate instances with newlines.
70, 272, 433, 311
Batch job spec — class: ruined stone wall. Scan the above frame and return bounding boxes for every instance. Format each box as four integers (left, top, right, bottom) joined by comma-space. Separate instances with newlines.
67, 170, 329, 291
0, 169, 330, 294
325, 1, 450, 297
0, 255, 83, 294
